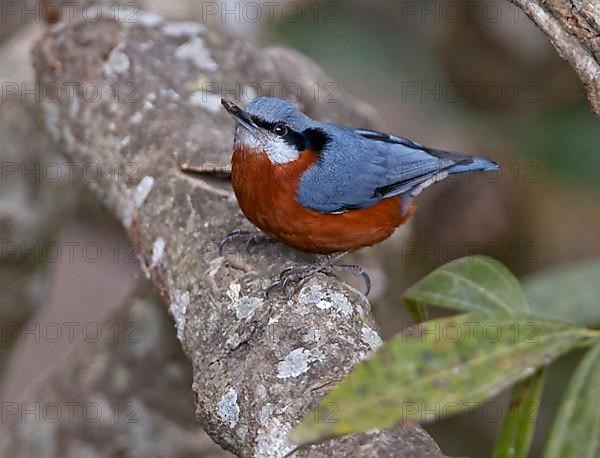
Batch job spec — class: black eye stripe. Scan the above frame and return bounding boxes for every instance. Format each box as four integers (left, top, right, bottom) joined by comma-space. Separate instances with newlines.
249, 116, 330, 152
283, 130, 306, 150
302, 128, 330, 152
250, 115, 277, 131
250, 115, 295, 139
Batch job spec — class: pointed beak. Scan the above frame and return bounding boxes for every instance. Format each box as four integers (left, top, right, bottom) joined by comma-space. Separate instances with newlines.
221, 98, 256, 129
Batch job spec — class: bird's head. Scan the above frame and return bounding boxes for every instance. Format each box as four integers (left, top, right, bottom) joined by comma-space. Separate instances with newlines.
221, 97, 329, 164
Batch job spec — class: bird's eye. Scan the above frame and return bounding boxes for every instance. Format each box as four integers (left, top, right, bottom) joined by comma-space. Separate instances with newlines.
273, 123, 288, 137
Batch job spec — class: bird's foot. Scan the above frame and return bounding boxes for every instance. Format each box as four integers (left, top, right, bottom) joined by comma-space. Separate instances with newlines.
266, 252, 371, 298
266, 263, 325, 298
218, 228, 271, 255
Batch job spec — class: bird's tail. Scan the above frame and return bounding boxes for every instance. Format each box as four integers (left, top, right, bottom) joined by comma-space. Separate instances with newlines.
447, 155, 500, 174
428, 146, 499, 175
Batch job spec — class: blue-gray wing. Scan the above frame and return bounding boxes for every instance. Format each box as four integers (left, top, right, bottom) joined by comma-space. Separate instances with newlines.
297, 126, 496, 213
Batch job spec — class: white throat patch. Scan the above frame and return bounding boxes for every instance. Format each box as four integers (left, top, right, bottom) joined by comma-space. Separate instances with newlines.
234, 125, 299, 165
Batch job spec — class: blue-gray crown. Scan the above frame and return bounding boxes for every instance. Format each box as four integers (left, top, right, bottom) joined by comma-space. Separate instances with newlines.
245, 97, 313, 130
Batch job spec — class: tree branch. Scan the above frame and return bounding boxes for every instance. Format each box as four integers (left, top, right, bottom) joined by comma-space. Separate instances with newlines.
32, 14, 445, 458
509, 0, 600, 116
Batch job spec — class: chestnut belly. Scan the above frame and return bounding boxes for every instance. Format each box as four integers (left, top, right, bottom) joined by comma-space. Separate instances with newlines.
248, 198, 411, 254
235, 187, 413, 253
231, 148, 414, 254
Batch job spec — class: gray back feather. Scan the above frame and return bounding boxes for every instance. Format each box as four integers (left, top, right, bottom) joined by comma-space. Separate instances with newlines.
298, 124, 462, 213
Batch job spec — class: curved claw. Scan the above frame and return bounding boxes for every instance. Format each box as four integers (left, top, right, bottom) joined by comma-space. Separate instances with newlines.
266, 266, 314, 298
359, 271, 371, 296
265, 280, 282, 298
218, 229, 251, 255
279, 266, 296, 280
219, 229, 272, 256
350, 266, 371, 296
281, 275, 297, 297
243, 234, 271, 253
217, 239, 228, 256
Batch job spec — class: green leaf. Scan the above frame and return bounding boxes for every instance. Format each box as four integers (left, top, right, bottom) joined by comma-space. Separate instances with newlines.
403, 256, 529, 316
523, 258, 600, 327
492, 368, 547, 458
290, 313, 592, 446
545, 342, 600, 458
405, 300, 429, 323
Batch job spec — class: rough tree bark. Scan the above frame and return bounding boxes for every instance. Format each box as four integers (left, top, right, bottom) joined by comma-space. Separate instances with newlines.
508, 0, 600, 117
31, 14, 446, 458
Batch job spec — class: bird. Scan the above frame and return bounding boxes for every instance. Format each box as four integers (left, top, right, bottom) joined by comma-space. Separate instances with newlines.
220, 97, 499, 296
